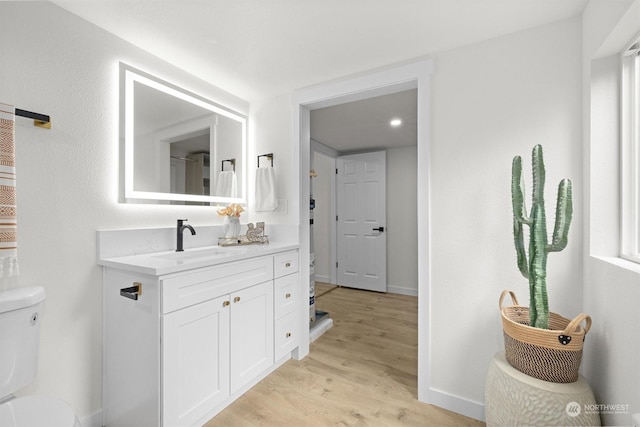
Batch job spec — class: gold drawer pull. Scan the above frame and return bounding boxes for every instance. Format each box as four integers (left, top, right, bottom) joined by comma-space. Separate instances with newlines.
233, 296, 241, 303
285, 262, 291, 268
223, 301, 230, 307
286, 332, 292, 338
285, 293, 291, 299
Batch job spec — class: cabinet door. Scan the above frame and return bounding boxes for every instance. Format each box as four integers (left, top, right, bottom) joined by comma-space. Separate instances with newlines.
230, 281, 274, 393
162, 295, 230, 427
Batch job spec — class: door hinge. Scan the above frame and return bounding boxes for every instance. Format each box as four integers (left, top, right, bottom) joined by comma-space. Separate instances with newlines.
336, 215, 338, 221
336, 168, 338, 174
336, 261, 339, 268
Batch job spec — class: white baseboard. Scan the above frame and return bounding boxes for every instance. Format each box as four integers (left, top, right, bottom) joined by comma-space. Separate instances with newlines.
428, 387, 485, 422
313, 274, 331, 284
80, 409, 103, 427
309, 317, 333, 342
314, 279, 418, 297
387, 285, 418, 296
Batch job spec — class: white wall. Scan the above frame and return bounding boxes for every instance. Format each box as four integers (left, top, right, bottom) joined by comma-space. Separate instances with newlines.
429, 17, 583, 412
247, 93, 298, 224
311, 151, 334, 283
386, 146, 418, 295
582, 1, 640, 425
0, 2, 254, 423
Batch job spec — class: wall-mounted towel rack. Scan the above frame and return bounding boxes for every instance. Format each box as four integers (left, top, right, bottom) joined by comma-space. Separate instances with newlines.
15, 108, 51, 129
258, 153, 273, 167
222, 158, 236, 172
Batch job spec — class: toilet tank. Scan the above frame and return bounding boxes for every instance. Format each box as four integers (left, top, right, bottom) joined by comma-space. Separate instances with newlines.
0, 286, 45, 400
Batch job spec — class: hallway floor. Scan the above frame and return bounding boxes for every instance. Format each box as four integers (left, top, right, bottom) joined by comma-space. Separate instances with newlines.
205, 283, 484, 426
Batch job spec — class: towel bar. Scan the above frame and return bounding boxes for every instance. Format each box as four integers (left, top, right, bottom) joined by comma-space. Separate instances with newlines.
15, 108, 51, 129
120, 283, 142, 301
258, 153, 273, 167
222, 158, 236, 172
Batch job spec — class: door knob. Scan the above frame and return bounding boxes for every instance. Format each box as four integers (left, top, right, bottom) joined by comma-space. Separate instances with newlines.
372, 227, 385, 232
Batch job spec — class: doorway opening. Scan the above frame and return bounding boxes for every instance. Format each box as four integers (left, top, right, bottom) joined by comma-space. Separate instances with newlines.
293, 59, 433, 403
310, 89, 418, 296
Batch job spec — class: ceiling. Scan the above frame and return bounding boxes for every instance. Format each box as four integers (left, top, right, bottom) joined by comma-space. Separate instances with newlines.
311, 89, 417, 152
49, 0, 589, 151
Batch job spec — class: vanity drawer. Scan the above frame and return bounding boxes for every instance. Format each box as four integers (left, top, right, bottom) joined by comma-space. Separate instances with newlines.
161, 256, 273, 314
275, 310, 299, 360
274, 251, 299, 278
274, 273, 298, 319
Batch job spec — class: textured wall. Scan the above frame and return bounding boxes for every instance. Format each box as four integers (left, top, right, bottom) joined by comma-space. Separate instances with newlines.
429, 17, 583, 410
0, 2, 249, 422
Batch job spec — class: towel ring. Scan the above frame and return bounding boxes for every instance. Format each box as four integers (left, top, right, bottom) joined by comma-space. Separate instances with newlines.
222, 159, 236, 172
258, 153, 273, 167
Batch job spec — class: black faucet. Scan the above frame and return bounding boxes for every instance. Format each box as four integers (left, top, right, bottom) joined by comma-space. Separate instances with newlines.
176, 219, 196, 252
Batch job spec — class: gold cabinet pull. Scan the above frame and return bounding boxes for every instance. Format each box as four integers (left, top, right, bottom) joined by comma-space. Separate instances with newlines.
223, 300, 230, 307
233, 296, 241, 303
285, 262, 291, 268
285, 293, 291, 299
286, 332, 292, 338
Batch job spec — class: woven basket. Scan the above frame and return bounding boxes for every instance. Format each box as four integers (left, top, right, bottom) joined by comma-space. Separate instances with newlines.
499, 290, 591, 383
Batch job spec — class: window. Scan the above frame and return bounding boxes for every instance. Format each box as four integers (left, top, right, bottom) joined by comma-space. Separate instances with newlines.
621, 35, 640, 263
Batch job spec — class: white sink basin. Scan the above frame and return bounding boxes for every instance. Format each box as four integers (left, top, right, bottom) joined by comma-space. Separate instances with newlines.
153, 247, 246, 261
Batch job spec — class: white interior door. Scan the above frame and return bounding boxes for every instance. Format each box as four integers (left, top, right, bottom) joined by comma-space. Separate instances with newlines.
336, 151, 386, 292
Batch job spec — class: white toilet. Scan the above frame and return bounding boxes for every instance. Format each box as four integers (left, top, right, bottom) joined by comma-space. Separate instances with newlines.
0, 285, 81, 427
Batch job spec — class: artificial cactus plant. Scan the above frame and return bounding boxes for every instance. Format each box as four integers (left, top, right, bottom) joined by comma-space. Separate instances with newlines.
511, 144, 573, 330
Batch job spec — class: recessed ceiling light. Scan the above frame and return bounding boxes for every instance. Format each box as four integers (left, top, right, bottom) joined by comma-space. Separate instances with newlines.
390, 118, 402, 127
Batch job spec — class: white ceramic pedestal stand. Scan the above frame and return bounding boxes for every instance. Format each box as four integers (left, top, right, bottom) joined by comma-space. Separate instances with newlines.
485, 352, 600, 426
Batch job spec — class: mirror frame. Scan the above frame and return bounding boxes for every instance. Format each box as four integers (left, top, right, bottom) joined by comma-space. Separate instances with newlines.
121, 65, 247, 205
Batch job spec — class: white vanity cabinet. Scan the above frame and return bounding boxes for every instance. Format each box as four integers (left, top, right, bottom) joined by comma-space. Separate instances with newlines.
102, 248, 299, 427
273, 251, 300, 360
162, 281, 273, 426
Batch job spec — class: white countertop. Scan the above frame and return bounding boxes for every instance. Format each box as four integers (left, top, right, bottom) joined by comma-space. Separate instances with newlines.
98, 242, 300, 276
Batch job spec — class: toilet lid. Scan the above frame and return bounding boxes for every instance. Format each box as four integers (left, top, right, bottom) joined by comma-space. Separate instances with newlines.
0, 396, 79, 427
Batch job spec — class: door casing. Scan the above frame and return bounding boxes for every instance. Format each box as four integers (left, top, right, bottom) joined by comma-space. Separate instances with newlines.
293, 59, 434, 406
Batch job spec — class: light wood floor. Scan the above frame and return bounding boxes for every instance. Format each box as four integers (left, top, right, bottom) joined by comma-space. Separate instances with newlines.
205, 283, 485, 426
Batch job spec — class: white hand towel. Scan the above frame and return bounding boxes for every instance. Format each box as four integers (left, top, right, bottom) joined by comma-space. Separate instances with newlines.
215, 171, 237, 197
255, 167, 277, 211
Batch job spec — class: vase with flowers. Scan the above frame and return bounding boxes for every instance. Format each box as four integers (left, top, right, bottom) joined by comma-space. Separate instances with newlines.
217, 203, 244, 239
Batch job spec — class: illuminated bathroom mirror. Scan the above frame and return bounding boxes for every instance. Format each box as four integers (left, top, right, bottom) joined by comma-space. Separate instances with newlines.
121, 65, 247, 205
